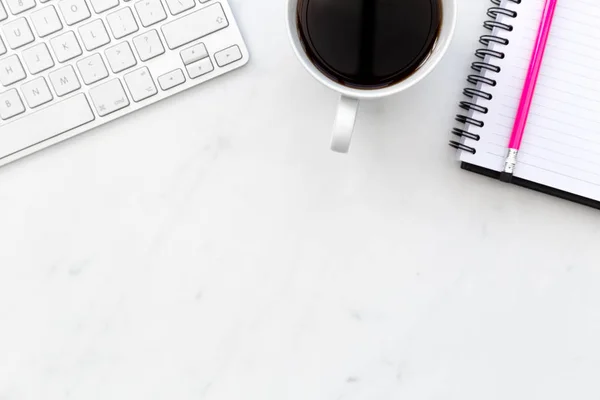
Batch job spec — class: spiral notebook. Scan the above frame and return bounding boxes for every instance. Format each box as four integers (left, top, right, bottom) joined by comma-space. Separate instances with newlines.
451, 0, 600, 209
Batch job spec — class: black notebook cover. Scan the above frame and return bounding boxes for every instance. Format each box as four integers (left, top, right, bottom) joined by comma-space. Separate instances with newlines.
461, 162, 600, 211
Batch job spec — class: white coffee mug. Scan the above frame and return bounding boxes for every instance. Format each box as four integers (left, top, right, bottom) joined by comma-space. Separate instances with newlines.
286, 0, 457, 153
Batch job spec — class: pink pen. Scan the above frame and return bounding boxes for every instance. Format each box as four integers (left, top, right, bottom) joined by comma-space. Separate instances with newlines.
502, 0, 558, 182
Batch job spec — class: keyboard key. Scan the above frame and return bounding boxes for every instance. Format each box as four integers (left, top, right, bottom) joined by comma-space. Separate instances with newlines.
158, 68, 184, 90
22, 43, 55, 74
105, 41, 136, 73
31, 6, 63, 37
185, 56, 212, 79
0, 89, 25, 119
89, 78, 129, 116
161, 3, 228, 49
79, 19, 111, 51
5, 0, 35, 15
124, 66, 156, 102
0, 55, 27, 86
164, 0, 193, 16
180, 42, 207, 65
0, 0, 8, 20
0, 37, 6, 56
2, 18, 35, 49
132, 30, 164, 61
0, 94, 94, 160
89, 0, 118, 13
76, 53, 108, 84
49, 65, 80, 96
106, 7, 138, 39
59, 0, 91, 25
50, 31, 83, 62
134, 0, 166, 27
215, 45, 242, 67
21, 76, 53, 108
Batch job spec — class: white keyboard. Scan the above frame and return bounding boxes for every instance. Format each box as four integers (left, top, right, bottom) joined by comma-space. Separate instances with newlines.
0, 0, 248, 166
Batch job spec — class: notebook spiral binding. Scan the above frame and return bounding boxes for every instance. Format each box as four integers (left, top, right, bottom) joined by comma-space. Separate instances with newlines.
449, 0, 521, 154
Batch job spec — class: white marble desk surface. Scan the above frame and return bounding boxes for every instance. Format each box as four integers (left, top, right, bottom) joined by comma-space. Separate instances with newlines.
1, 0, 600, 399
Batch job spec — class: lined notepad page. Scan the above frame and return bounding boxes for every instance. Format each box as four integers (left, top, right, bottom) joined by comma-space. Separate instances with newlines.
460, 0, 600, 201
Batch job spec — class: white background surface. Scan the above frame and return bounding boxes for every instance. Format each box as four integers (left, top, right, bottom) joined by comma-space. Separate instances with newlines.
2, 0, 600, 399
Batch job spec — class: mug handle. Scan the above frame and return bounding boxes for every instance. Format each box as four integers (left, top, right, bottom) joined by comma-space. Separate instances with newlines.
331, 95, 360, 153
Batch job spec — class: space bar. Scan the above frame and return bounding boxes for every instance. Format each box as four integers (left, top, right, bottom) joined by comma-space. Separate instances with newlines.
0, 94, 95, 160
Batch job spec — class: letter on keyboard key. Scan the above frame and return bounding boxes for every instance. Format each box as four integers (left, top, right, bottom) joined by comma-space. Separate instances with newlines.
0, 89, 25, 120
0, 55, 27, 86
79, 19, 111, 51
161, 3, 228, 49
31, 6, 64, 38
21, 77, 54, 108
5, 0, 35, 15
89, 0, 119, 14
0, 94, 95, 160
22, 43, 55, 74
49, 65, 81, 96
124, 67, 157, 102
89, 78, 130, 116
2, 18, 35, 49
59, 0, 91, 25
51, 31, 83, 62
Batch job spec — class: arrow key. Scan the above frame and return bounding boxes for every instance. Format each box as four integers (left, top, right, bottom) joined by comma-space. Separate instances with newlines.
186, 57, 213, 79
215, 45, 242, 67
180, 42, 207, 65
158, 68, 185, 91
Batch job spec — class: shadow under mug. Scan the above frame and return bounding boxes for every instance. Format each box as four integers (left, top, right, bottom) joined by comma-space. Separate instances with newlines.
285, 0, 458, 153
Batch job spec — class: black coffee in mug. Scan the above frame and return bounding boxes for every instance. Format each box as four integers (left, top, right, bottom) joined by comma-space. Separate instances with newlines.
296, 0, 443, 89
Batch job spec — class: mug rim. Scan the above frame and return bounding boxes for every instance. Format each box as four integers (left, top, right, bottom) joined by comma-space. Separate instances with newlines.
286, 0, 458, 100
